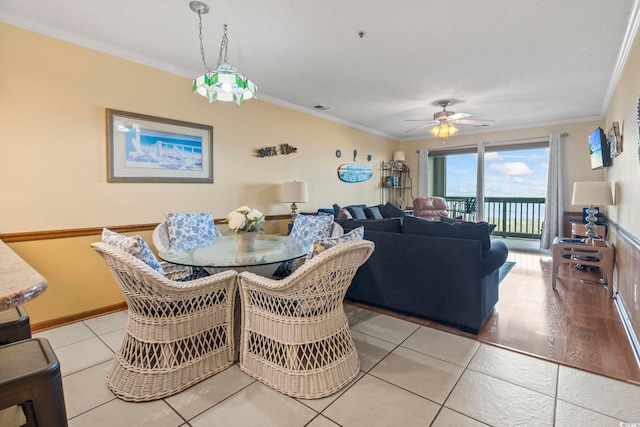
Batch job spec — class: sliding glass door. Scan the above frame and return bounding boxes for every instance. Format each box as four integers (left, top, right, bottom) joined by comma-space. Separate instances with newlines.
430, 143, 548, 239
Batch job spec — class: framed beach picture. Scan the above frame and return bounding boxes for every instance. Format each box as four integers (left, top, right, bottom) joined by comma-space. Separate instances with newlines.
107, 109, 213, 183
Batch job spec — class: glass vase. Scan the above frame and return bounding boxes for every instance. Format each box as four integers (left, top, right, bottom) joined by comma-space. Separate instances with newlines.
235, 231, 257, 251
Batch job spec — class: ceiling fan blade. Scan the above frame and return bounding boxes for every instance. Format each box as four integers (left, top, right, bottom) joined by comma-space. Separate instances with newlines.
447, 112, 472, 121
452, 118, 495, 125
404, 123, 432, 133
404, 119, 438, 122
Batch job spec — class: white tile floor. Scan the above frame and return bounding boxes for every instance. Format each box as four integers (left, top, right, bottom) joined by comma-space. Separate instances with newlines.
34, 304, 640, 427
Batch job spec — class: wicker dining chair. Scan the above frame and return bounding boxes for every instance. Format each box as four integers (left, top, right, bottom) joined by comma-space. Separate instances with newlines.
151, 222, 171, 253
152, 218, 222, 254
237, 239, 375, 399
91, 241, 238, 402
273, 220, 345, 279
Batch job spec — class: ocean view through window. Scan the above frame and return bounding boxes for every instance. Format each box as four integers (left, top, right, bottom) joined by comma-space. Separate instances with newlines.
436, 146, 548, 238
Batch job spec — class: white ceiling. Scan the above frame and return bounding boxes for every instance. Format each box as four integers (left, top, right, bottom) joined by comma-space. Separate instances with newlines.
2, 0, 639, 140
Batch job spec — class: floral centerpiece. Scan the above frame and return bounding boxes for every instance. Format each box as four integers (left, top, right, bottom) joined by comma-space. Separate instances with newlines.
226, 206, 265, 233
226, 206, 265, 250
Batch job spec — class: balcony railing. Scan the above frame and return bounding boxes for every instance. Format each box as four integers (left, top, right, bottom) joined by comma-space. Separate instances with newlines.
445, 197, 546, 239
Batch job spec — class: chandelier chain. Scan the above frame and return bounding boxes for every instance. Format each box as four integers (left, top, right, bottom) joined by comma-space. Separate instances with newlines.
197, 11, 209, 72
217, 24, 229, 67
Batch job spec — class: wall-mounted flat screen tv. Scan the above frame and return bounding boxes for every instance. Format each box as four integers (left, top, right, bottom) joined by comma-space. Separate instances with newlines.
588, 127, 611, 169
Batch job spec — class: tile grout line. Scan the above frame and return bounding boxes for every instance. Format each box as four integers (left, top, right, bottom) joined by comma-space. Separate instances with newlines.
66, 397, 118, 422
165, 370, 258, 423
57, 307, 640, 424
433, 339, 485, 425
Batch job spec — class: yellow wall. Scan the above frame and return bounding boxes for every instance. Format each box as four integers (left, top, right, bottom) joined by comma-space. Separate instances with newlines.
0, 23, 393, 233
604, 29, 640, 237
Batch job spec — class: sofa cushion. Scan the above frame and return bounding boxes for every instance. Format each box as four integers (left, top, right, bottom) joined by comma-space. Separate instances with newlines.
441, 215, 497, 233
378, 202, 406, 218
364, 206, 384, 219
306, 226, 364, 260
165, 212, 219, 253
101, 228, 165, 275
402, 216, 493, 250
317, 208, 334, 216
345, 205, 367, 219
336, 218, 403, 233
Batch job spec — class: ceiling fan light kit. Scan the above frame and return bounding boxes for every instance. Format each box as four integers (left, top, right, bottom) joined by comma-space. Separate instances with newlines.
190, 1, 257, 105
430, 123, 459, 138
405, 99, 494, 139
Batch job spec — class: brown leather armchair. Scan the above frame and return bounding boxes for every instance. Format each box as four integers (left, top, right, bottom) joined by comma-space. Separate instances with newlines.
412, 197, 449, 221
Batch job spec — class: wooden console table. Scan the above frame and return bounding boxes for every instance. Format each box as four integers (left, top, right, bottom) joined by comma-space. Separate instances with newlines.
551, 237, 615, 298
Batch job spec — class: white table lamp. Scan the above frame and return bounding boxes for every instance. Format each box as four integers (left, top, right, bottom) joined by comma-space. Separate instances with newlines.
282, 181, 309, 218
571, 181, 613, 244
392, 151, 405, 162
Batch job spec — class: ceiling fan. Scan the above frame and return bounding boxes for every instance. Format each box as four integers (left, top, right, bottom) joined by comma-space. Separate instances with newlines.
405, 100, 494, 137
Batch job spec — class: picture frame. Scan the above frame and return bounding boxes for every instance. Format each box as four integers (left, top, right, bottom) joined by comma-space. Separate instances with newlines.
107, 109, 213, 183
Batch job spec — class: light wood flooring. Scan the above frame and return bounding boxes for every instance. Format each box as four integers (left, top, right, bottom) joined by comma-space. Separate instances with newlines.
348, 249, 640, 385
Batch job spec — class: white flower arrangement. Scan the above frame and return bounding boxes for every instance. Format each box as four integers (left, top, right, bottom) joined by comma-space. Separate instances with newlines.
226, 206, 265, 233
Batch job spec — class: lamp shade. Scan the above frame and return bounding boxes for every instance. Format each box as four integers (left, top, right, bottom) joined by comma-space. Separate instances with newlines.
192, 64, 257, 105
281, 181, 309, 203
571, 181, 613, 206
392, 151, 405, 162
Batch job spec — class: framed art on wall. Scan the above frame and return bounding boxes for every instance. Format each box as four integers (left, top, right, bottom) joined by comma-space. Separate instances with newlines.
107, 109, 213, 183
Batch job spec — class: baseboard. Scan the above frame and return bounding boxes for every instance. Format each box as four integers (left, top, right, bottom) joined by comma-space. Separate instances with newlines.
31, 302, 127, 332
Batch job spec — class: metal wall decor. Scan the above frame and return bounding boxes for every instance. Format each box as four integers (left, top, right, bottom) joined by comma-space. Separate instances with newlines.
608, 121, 622, 158
257, 147, 278, 157
257, 144, 298, 157
280, 144, 297, 155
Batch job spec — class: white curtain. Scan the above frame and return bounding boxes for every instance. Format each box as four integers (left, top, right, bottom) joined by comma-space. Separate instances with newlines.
540, 132, 564, 250
476, 141, 486, 222
417, 148, 430, 198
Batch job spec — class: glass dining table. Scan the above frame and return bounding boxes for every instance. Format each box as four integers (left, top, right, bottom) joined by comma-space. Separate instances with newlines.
158, 234, 307, 276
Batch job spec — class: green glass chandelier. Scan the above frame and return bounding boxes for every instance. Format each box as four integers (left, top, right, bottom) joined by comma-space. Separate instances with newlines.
190, 1, 257, 105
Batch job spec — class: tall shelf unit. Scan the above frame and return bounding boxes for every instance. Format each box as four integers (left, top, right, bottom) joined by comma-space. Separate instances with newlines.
380, 161, 413, 209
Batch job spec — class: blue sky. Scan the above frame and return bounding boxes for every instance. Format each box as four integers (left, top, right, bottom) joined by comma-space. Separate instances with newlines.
445, 147, 549, 197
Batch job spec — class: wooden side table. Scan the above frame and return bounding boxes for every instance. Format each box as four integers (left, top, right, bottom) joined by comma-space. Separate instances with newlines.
551, 237, 615, 297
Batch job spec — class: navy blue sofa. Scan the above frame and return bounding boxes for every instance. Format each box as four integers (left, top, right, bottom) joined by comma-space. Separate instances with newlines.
339, 216, 509, 334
